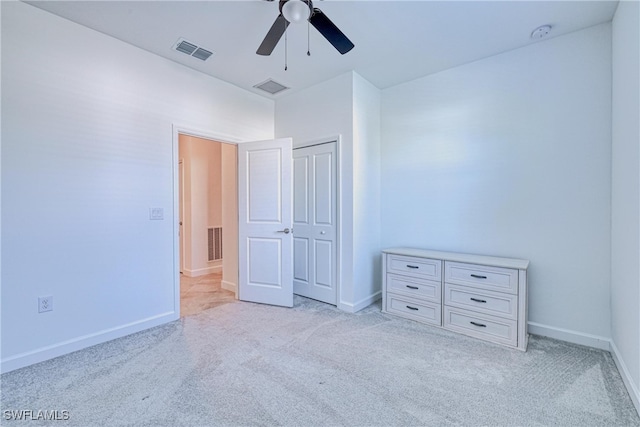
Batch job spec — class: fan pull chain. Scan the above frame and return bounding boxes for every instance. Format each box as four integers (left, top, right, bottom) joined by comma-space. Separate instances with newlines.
307, 19, 311, 56
284, 26, 288, 71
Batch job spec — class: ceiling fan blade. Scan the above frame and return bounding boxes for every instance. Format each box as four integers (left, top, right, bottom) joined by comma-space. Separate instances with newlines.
257, 14, 290, 56
309, 8, 354, 55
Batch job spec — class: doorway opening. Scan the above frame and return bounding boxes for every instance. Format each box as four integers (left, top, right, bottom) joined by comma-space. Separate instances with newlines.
173, 129, 341, 315
177, 133, 238, 317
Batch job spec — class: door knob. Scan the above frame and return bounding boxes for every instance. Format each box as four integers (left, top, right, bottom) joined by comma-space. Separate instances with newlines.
277, 228, 291, 234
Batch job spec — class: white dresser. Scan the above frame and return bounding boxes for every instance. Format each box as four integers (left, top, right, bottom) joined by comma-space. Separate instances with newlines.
382, 248, 530, 351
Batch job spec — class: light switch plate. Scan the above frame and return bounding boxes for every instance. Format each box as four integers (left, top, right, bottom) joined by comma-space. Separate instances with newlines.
149, 208, 164, 220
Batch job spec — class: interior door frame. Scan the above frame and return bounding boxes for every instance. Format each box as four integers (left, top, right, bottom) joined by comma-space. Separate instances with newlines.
179, 159, 185, 274
293, 135, 342, 309
171, 127, 343, 317
171, 124, 243, 318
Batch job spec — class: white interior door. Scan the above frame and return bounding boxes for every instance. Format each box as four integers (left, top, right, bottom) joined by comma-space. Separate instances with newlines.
238, 138, 293, 307
292, 141, 337, 305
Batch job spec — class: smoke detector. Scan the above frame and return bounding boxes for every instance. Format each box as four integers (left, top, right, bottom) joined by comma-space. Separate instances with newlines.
531, 25, 552, 40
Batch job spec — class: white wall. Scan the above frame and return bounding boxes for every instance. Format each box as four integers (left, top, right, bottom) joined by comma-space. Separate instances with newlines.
381, 24, 612, 343
1, 2, 274, 372
275, 72, 382, 311
208, 142, 222, 230
611, 0, 640, 411
352, 74, 381, 305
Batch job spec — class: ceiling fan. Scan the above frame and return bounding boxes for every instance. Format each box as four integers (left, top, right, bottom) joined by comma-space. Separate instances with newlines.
257, 0, 354, 56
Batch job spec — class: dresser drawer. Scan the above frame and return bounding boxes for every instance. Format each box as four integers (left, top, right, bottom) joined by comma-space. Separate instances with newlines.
387, 274, 441, 303
387, 255, 441, 280
443, 307, 517, 347
444, 283, 518, 320
445, 262, 518, 294
386, 294, 441, 325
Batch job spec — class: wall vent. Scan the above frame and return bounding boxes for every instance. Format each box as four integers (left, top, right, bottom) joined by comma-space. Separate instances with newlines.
208, 227, 222, 261
253, 79, 289, 95
173, 38, 214, 61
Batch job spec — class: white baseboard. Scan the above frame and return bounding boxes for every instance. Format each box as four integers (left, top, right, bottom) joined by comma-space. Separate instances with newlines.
339, 291, 382, 313
182, 265, 222, 277
610, 340, 640, 415
527, 321, 611, 350
221, 280, 237, 294
0, 312, 177, 374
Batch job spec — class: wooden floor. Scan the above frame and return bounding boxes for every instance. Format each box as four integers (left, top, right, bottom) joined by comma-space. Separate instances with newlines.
180, 272, 236, 317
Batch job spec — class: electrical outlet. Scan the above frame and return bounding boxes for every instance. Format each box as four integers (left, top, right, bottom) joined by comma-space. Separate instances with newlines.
38, 296, 53, 313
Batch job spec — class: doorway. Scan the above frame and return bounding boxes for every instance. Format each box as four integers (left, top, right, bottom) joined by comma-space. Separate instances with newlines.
172, 129, 341, 316
177, 133, 238, 317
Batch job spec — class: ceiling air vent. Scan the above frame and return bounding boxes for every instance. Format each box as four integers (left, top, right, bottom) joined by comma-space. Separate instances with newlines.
173, 38, 214, 61
192, 48, 213, 61
253, 79, 289, 95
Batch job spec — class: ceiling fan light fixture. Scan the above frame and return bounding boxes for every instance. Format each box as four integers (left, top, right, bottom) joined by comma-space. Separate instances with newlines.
282, 0, 310, 24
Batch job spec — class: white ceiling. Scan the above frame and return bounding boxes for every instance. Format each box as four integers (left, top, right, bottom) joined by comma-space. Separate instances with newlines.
26, 0, 618, 99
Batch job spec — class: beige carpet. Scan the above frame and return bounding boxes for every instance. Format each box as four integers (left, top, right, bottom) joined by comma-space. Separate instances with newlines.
1, 296, 638, 426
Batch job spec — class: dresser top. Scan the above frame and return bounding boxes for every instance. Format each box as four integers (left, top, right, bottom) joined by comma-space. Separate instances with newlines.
382, 248, 529, 270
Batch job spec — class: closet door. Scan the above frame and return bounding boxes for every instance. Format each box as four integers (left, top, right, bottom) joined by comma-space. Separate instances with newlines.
292, 142, 337, 305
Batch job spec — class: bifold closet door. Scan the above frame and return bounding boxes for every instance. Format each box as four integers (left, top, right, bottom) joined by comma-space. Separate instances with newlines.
292, 142, 337, 305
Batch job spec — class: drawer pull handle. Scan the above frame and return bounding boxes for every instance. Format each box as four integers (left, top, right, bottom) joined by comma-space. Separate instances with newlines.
470, 274, 487, 279
470, 297, 487, 303
406, 285, 419, 290
406, 265, 419, 269
406, 305, 419, 311
470, 321, 487, 328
